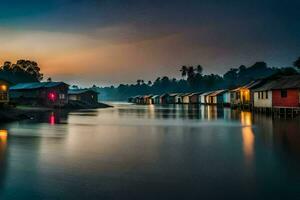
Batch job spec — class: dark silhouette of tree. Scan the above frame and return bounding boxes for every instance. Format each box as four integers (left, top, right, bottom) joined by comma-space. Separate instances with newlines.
187, 66, 195, 79
2, 61, 11, 71
97, 60, 298, 101
196, 65, 203, 75
180, 65, 188, 78
294, 56, 300, 70
0, 59, 44, 84
47, 77, 52, 82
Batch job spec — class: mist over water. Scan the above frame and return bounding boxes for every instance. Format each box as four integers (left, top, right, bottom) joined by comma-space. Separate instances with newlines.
0, 103, 300, 199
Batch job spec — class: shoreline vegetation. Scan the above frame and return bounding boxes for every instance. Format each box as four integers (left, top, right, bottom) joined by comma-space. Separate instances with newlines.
1, 57, 299, 122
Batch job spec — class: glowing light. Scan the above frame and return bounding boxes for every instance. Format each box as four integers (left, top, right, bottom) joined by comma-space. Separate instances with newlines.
48, 92, 57, 101
0, 85, 7, 91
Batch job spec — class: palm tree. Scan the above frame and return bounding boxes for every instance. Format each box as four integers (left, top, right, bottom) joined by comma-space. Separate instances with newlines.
187, 66, 195, 78
180, 65, 188, 78
196, 65, 203, 75
293, 56, 300, 70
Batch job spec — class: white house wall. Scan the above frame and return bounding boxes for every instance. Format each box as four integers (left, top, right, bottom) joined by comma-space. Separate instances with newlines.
254, 91, 272, 108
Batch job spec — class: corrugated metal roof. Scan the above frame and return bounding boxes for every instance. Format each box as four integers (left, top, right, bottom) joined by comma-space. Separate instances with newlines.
68, 89, 98, 95
254, 75, 300, 91
10, 82, 68, 90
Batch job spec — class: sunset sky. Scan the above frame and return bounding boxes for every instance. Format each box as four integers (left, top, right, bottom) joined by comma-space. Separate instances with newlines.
0, 0, 299, 86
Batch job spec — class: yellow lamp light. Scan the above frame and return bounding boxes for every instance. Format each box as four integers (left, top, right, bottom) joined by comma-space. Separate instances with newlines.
0, 85, 7, 91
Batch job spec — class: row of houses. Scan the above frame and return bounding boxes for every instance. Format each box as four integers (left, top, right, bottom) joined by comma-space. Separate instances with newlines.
0, 80, 99, 107
129, 75, 300, 110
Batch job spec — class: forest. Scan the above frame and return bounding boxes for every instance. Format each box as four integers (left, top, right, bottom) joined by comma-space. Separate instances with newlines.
98, 58, 300, 101
0, 58, 299, 101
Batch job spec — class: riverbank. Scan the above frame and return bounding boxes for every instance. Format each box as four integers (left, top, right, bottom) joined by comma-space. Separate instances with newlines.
0, 101, 112, 122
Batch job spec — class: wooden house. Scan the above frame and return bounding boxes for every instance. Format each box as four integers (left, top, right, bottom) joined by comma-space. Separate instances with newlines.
151, 95, 160, 104
0, 80, 9, 104
10, 82, 69, 107
206, 90, 226, 105
68, 89, 99, 104
222, 91, 231, 106
181, 93, 192, 104
230, 80, 264, 108
253, 75, 300, 109
160, 94, 169, 104
167, 93, 181, 104
132, 95, 141, 104
143, 95, 153, 104
200, 91, 214, 104
189, 93, 202, 104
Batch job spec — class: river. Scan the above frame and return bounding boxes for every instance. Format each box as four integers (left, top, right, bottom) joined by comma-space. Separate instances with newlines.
0, 102, 300, 199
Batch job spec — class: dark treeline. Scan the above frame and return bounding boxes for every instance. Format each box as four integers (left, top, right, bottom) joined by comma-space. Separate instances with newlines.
0, 60, 44, 84
99, 58, 300, 101
1, 57, 299, 101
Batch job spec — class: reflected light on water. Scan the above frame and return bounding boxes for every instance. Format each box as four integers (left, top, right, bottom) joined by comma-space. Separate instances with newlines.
148, 104, 155, 119
49, 112, 55, 125
241, 111, 252, 126
242, 127, 255, 159
240, 111, 255, 164
0, 130, 8, 142
0, 130, 8, 152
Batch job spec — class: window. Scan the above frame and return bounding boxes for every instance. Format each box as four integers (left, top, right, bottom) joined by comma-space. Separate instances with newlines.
281, 89, 287, 98
59, 94, 65, 99
260, 91, 264, 99
0, 92, 7, 100
265, 91, 268, 99
258, 92, 260, 99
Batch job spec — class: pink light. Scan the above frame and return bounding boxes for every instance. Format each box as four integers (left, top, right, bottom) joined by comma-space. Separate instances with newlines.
48, 92, 57, 101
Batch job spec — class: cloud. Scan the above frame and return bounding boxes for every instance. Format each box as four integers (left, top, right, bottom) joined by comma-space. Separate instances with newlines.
0, 0, 300, 86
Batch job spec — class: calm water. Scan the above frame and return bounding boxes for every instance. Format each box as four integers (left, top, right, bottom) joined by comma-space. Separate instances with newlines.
0, 102, 300, 199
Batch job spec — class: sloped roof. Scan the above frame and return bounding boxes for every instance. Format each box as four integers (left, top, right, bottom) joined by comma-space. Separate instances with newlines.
189, 92, 202, 96
180, 93, 193, 97
143, 95, 153, 98
207, 89, 227, 97
68, 89, 98, 95
169, 93, 181, 97
254, 75, 300, 91
231, 80, 264, 92
151, 95, 160, 98
200, 91, 215, 96
10, 82, 68, 90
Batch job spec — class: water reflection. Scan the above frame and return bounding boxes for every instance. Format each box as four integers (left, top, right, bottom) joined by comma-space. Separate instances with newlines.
240, 112, 255, 166
0, 104, 299, 199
